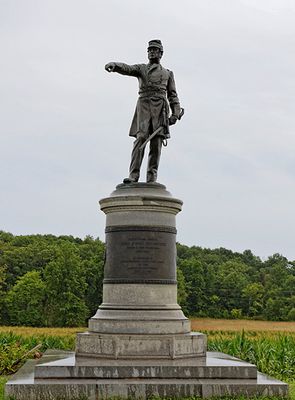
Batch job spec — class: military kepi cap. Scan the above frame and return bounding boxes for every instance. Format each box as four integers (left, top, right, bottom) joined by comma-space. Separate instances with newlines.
148, 39, 163, 51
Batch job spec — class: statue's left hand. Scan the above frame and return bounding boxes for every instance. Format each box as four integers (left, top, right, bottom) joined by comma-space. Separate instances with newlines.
168, 115, 178, 126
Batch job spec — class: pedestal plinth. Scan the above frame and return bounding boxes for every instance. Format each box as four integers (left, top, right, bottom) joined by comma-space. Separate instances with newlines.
76, 182, 206, 358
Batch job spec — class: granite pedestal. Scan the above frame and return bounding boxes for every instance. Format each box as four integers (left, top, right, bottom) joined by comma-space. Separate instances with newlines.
5, 183, 288, 399
76, 183, 206, 360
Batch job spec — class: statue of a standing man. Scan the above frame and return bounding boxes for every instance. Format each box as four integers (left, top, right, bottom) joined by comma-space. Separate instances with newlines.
105, 40, 183, 183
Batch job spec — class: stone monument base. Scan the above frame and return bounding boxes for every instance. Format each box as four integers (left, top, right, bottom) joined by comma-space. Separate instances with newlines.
5, 350, 288, 399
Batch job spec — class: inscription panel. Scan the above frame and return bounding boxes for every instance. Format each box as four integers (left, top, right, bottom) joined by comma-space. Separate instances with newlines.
104, 227, 176, 283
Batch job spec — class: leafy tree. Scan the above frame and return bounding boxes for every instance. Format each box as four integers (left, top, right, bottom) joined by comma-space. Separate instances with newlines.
287, 307, 295, 321
242, 282, 264, 317
0, 231, 14, 243
1, 243, 57, 288
0, 265, 7, 323
77, 237, 105, 317
5, 270, 46, 326
177, 267, 188, 310
82, 258, 104, 318
178, 258, 207, 316
241, 249, 262, 269
215, 260, 250, 316
44, 242, 88, 326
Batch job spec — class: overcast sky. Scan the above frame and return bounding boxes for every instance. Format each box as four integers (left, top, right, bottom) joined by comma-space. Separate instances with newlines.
1, 0, 295, 260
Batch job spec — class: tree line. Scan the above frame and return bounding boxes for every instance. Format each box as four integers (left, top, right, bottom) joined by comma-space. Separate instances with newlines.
0, 230, 294, 326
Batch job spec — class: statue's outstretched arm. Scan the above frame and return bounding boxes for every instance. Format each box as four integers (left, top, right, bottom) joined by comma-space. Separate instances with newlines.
105, 63, 141, 77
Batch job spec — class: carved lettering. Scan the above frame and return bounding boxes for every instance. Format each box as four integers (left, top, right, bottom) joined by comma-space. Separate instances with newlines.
104, 229, 176, 282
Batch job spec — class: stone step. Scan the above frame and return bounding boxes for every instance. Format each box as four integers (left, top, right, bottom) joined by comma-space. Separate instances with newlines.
6, 360, 288, 400
34, 351, 258, 380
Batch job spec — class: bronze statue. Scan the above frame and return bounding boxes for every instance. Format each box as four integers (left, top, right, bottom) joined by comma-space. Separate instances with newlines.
105, 40, 183, 183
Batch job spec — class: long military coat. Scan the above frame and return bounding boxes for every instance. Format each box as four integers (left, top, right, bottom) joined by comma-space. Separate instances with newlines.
113, 62, 181, 139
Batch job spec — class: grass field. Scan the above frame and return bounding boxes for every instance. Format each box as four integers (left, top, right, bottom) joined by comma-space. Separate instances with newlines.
0, 326, 85, 336
191, 318, 295, 332
1, 318, 295, 336
1, 319, 295, 399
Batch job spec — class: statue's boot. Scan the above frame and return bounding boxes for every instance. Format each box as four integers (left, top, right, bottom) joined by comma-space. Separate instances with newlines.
123, 177, 138, 184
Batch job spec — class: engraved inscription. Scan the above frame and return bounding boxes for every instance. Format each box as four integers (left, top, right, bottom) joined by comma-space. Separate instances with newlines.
104, 228, 176, 281
121, 235, 166, 273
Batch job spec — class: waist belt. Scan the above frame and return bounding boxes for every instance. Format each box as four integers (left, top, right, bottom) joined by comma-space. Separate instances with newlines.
138, 89, 167, 99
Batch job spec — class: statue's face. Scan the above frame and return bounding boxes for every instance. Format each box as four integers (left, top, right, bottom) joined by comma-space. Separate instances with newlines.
147, 47, 162, 62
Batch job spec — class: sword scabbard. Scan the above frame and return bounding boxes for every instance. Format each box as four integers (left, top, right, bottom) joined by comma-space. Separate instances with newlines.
139, 126, 163, 150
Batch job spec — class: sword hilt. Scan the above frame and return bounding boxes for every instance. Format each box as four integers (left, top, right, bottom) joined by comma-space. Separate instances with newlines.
179, 107, 185, 120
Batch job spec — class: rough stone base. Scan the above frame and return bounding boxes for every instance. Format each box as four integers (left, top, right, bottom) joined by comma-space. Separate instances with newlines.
5, 350, 288, 399
76, 332, 206, 359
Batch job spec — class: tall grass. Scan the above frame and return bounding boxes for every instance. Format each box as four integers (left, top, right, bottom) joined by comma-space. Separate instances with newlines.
207, 330, 295, 381
0, 331, 75, 375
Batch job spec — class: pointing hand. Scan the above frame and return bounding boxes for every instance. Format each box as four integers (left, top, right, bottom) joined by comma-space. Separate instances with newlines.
105, 62, 116, 72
